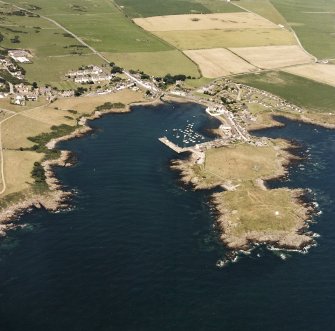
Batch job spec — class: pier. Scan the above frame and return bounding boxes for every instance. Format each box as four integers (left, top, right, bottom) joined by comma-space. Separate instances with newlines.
158, 137, 190, 154
158, 136, 229, 164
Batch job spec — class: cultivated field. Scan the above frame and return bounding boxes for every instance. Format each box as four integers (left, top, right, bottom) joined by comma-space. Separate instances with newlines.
230, 45, 313, 69
271, 0, 335, 58
184, 48, 257, 78
235, 71, 335, 113
104, 50, 200, 77
154, 28, 296, 50
133, 12, 278, 32
282, 64, 335, 87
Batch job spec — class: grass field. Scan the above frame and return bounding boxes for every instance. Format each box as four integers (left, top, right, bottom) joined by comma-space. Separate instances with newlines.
218, 184, 301, 235
238, 0, 289, 26
6, 0, 173, 53
50, 89, 146, 114
0, 98, 48, 113
22, 54, 105, 86
230, 45, 313, 69
0, 16, 91, 57
104, 50, 200, 77
203, 143, 280, 183
154, 28, 296, 50
115, 0, 211, 17
134, 12, 278, 32
21, 107, 77, 126
184, 48, 257, 78
271, 0, 335, 59
53, 13, 172, 53
282, 64, 335, 87
234, 71, 335, 112
3, 150, 42, 196
2, 114, 51, 149
115, 0, 242, 17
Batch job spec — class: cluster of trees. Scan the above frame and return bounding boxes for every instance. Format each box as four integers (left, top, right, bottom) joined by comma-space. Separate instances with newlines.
10, 35, 20, 43
221, 96, 236, 105
109, 62, 123, 74
28, 124, 76, 159
74, 87, 87, 96
155, 74, 194, 86
31, 162, 46, 183
95, 102, 125, 111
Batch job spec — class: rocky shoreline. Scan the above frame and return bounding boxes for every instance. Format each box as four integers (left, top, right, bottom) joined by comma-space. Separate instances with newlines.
171, 138, 316, 257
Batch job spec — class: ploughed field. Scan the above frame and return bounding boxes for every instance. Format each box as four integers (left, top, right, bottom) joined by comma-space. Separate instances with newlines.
132, 11, 312, 78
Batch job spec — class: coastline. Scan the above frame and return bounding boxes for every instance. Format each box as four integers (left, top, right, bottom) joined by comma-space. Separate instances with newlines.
0, 102, 143, 234
0, 95, 328, 254
170, 137, 316, 256
247, 111, 335, 132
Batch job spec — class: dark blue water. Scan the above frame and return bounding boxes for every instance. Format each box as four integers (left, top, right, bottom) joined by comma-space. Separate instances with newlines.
0, 106, 334, 331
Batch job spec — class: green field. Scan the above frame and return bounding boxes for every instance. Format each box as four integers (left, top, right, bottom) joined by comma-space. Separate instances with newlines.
234, 71, 335, 113
2, 0, 200, 77
104, 50, 200, 77
115, 0, 242, 18
22, 54, 105, 87
5, 0, 173, 53
238, 0, 288, 26
270, 0, 335, 59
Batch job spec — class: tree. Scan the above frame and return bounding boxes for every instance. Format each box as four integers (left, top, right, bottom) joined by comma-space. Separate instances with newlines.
32, 82, 38, 89
111, 66, 123, 74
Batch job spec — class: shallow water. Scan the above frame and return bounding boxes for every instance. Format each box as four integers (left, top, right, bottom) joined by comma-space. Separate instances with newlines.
0, 106, 334, 330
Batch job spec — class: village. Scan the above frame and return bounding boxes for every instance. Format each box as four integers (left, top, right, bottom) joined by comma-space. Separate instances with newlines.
0, 47, 306, 149
0, 48, 159, 106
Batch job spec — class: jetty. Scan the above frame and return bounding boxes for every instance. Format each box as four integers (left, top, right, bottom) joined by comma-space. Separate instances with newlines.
158, 137, 189, 154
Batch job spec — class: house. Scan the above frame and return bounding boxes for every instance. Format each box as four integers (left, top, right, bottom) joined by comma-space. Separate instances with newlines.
15, 83, 30, 94
8, 50, 31, 63
25, 93, 38, 101
67, 65, 103, 78
11, 94, 26, 106
60, 90, 75, 97
219, 124, 232, 136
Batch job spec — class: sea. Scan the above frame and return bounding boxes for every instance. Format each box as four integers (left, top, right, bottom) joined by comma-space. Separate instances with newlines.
0, 103, 334, 331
